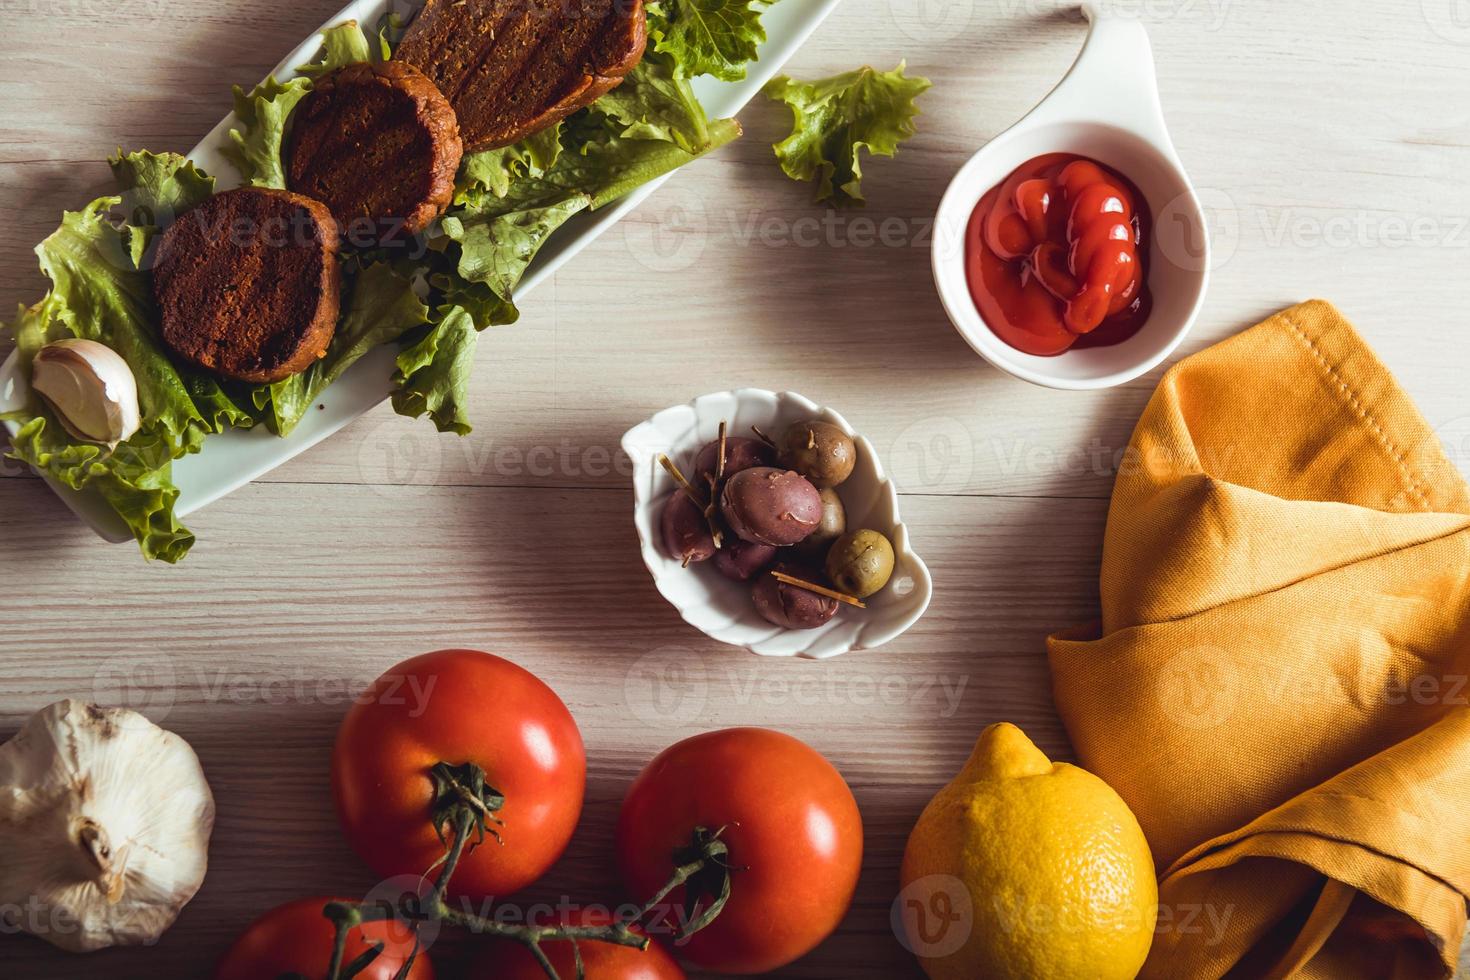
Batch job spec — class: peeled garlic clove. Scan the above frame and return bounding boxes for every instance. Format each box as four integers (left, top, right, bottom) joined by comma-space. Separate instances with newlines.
30, 339, 141, 446
0, 700, 215, 952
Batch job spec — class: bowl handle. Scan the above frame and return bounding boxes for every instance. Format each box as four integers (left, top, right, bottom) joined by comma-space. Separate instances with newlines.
1024, 4, 1173, 147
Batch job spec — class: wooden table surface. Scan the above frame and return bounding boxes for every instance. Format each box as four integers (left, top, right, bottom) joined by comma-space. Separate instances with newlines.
5, 0, 1470, 976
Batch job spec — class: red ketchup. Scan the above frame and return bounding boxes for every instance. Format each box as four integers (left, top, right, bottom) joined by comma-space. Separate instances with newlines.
965, 153, 1151, 356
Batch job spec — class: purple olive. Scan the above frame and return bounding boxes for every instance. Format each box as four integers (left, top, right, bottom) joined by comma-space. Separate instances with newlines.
751, 562, 839, 630
720, 467, 822, 546
661, 491, 715, 565
693, 435, 775, 486
713, 538, 778, 582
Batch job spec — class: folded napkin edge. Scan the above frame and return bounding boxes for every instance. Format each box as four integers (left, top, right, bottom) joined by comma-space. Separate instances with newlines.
1275, 301, 1468, 513
1158, 827, 1463, 975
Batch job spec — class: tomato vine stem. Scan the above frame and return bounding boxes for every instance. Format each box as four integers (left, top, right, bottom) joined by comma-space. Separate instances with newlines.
305, 762, 736, 980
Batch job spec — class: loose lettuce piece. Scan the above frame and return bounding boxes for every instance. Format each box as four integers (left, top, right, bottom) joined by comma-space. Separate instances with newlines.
255, 262, 429, 435
646, 0, 770, 82
223, 21, 377, 187
764, 62, 931, 207
391, 307, 480, 435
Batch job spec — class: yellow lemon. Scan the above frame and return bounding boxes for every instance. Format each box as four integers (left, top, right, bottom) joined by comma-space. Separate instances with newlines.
899, 723, 1157, 980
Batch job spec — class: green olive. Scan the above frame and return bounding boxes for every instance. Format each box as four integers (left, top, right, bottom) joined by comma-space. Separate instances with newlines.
795, 487, 846, 560
825, 529, 895, 598
779, 419, 856, 488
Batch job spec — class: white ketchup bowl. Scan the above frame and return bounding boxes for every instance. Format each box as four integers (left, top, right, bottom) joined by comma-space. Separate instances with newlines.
932, 4, 1210, 389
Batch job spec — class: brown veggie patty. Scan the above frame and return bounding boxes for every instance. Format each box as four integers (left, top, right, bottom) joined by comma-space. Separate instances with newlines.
287, 60, 463, 244
152, 187, 342, 385
396, 0, 647, 152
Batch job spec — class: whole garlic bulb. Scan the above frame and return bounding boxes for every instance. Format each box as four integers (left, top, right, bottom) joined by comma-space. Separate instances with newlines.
29, 339, 142, 446
0, 700, 214, 952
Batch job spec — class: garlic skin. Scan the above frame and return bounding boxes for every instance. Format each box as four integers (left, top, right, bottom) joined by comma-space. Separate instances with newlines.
29, 339, 142, 446
0, 700, 214, 952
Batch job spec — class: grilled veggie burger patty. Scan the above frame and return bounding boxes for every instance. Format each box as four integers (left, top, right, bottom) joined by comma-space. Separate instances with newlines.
287, 60, 463, 243
152, 187, 342, 384
396, 0, 647, 152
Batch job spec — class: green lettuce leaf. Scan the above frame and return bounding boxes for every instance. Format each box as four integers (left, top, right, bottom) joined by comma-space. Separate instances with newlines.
9, 410, 196, 563
222, 77, 312, 189
223, 21, 378, 187
442, 182, 593, 316
3, 193, 227, 562
298, 19, 377, 79
436, 108, 740, 324
108, 149, 215, 253
375, 11, 408, 59
1, 151, 268, 561
764, 62, 931, 207
255, 262, 429, 435
647, 0, 769, 82
392, 55, 745, 434
34, 197, 214, 450
107, 150, 255, 432
558, 116, 741, 209
594, 52, 711, 151
391, 306, 479, 435
387, 187, 590, 433
454, 123, 565, 204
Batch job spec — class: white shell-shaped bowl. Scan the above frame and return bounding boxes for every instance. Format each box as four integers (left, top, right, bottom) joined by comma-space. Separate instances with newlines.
622, 389, 933, 659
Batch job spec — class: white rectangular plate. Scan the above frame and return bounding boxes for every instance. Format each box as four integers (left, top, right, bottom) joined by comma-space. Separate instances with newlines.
0, 0, 842, 544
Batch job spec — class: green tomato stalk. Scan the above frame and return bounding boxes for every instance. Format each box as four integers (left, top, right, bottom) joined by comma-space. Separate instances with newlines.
302, 761, 738, 980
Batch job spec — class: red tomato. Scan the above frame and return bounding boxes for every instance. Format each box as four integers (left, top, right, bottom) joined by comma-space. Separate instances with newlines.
332, 649, 585, 899
214, 896, 433, 980
616, 728, 863, 974
469, 907, 685, 980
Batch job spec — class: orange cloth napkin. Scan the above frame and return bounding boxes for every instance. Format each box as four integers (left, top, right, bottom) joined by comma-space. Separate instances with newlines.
1048, 300, 1470, 979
